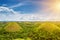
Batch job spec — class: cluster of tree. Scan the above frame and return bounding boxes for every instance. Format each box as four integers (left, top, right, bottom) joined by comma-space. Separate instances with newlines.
0, 22, 60, 40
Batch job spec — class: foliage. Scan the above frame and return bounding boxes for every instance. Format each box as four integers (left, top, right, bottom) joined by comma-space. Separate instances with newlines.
0, 22, 59, 40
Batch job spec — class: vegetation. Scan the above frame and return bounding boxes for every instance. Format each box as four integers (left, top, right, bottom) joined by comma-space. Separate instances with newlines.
4, 22, 22, 32
0, 22, 60, 40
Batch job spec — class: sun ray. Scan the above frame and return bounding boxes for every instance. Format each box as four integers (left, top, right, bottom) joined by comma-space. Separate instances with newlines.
40, 0, 60, 14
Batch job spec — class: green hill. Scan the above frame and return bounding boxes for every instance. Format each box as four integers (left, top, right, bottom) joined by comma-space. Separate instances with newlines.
4, 22, 22, 32
36, 22, 60, 32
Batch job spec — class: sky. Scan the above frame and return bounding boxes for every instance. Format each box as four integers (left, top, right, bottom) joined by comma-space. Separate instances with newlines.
0, 0, 60, 21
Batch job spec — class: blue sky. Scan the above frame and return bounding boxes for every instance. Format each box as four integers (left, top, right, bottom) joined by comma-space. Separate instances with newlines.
0, 0, 60, 21
0, 0, 39, 14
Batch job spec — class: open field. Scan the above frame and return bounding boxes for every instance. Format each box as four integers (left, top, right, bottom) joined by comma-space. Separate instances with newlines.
0, 22, 60, 40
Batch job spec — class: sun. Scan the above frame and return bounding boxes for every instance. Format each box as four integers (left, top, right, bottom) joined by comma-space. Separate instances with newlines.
55, 2, 60, 10
41, 0, 60, 14
50, 0, 60, 13
52, 2, 60, 13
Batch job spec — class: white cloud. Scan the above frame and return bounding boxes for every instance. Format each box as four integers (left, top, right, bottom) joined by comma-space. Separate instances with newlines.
10, 3, 25, 8
0, 6, 60, 21
9, 0, 33, 8
0, 6, 17, 14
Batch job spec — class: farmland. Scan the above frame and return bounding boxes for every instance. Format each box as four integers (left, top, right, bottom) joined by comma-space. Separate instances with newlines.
0, 22, 60, 40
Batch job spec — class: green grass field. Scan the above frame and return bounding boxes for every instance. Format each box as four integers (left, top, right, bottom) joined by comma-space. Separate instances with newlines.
0, 22, 60, 40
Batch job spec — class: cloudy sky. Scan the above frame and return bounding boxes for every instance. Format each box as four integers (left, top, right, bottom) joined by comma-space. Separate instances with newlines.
0, 0, 60, 21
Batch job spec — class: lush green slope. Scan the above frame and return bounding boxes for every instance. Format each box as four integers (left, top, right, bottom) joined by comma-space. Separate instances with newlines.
0, 22, 60, 40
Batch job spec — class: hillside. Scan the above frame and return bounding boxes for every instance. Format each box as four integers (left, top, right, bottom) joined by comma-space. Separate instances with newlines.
0, 22, 60, 40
